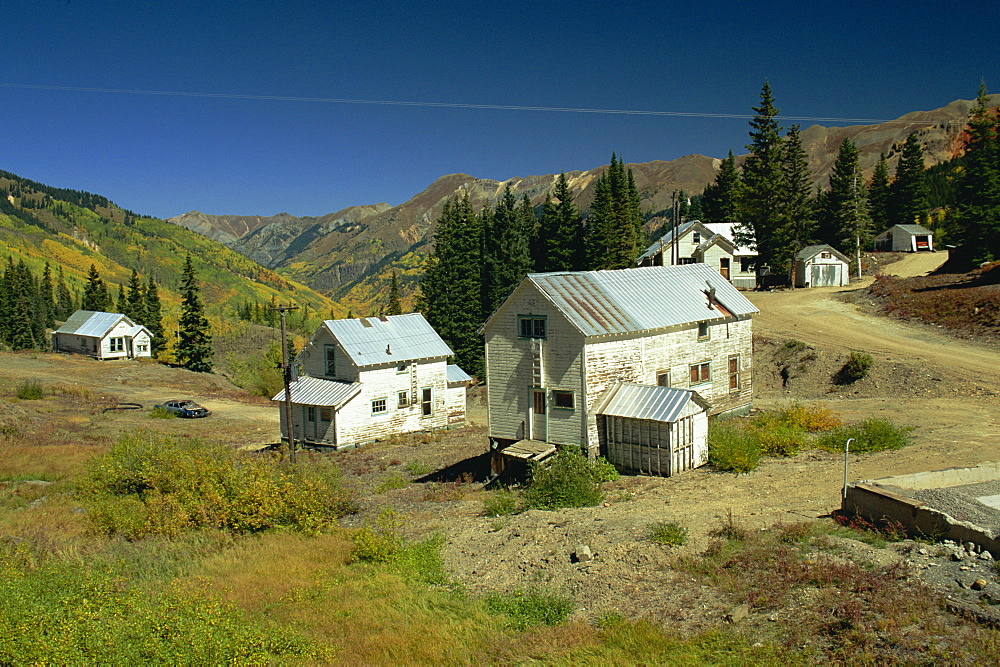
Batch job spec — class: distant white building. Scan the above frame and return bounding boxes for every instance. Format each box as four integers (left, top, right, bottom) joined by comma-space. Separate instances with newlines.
638, 220, 757, 289
51, 310, 152, 360
794, 244, 851, 288
875, 224, 934, 252
273, 313, 468, 449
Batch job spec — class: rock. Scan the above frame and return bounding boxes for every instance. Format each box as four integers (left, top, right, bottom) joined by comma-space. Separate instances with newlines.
964, 542, 977, 554
971, 579, 988, 591
951, 551, 966, 561
979, 550, 994, 561
574, 544, 593, 563
917, 547, 929, 556
725, 604, 750, 624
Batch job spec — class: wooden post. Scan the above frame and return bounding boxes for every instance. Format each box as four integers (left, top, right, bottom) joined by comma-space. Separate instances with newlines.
271, 305, 300, 463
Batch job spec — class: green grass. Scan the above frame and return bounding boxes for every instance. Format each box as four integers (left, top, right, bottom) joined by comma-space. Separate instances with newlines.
482, 488, 522, 517
482, 589, 574, 631
15, 380, 44, 400
815, 418, 914, 453
646, 520, 689, 546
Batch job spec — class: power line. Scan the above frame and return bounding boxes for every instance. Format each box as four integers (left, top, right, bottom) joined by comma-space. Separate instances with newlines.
0, 82, 962, 126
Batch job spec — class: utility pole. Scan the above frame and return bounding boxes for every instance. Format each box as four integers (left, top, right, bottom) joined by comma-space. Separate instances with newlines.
271, 304, 300, 463
853, 170, 862, 279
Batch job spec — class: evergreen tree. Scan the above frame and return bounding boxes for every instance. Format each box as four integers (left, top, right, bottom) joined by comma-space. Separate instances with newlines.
55, 266, 74, 320
584, 155, 644, 269
142, 277, 166, 356
736, 82, 794, 280
889, 133, 930, 226
818, 138, 872, 255
1, 260, 40, 350
701, 150, 743, 222
868, 153, 892, 232
950, 82, 1000, 261
386, 272, 403, 316
175, 255, 213, 372
779, 125, 817, 258
537, 173, 584, 272
481, 184, 533, 317
81, 264, 110, 312
123, 269, 143, 323
421, 195, 484, 376
38, 262, 56, 329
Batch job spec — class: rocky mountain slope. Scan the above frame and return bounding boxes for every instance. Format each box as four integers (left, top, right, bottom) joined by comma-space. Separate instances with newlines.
166, 96, 997, 309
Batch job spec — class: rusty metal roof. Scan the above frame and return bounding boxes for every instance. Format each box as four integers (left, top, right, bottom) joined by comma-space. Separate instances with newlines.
594, 382, 708, 423
527, 264, 757, 337
271, 376, 361, 407
324, 312, 453, 367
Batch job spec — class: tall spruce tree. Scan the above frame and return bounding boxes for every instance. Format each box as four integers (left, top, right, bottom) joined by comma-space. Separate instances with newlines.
123, 269, 143, 323
868, 153, 892, 233
38, 262, 56, 329
736, 82, 793, 280
537, 173, 584, 271
386, 272, 403, 316
81, 264, 110, 312
55, 265, 74, 319
142, 277, 166, 355
819, 138, 872, 256
175, 255, 213, 372
481, 184, 533, 317
585, 154, 644, 269
951, 83, 1000, 261
779, 125, 817, 260
421, 195, 484, 377
701, 150, 743, 222
889, 133, 930, 226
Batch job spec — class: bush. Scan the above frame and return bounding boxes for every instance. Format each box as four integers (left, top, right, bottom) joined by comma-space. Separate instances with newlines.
482, 488, 521, 516
482, 589, 574, 631
522, 446, 607, 509
374, 473, 408, 493
815, 418, 914, 453
15, 380, 44, 400
148, 405, 177, 419
81, 432, 355, 538
835, 350, 874, 384
646, 520, 688, 546
350, 509, 446, 584
708, 420, 761, 473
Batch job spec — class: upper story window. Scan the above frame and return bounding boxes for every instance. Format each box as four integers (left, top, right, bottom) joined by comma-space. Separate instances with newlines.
697, 322, 710, 340
396, 361, 410, 374
678, 257, 698, 265
657, 371, 671, 387
692, 232, 701, 243
820, 252, 831, 259
324, 345, 337, 376
689, 361, 711, 386
518, 315, 546, 339
372, 398, 388, 415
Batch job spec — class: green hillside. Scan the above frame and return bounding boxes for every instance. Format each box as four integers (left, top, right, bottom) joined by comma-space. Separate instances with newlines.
0, 170, 339, 322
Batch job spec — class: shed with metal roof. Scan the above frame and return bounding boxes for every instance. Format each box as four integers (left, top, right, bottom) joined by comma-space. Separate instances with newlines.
51, 310, 153, 360
875, 224, 934, 252
794, 244, 851, 288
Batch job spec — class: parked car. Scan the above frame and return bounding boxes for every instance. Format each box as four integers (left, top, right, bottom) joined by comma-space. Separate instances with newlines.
154, 399, 211, 418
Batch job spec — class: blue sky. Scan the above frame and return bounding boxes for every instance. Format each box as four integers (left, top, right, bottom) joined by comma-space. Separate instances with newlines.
2, 0, 996, 218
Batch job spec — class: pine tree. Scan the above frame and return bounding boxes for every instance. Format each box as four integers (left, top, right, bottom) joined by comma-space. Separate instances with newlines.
736, 82, 793, 280
421, 195, 484, 376
701, 150, 743, 222
584, 155, 643, 269
175, 255, 213, 372
55, 266, 74, 320
143, 277, 166, 355
889, 133, 930, 226
951, 82, 1000, 261
38, 262, 56, 329
779, 125, 817, 258
123, 269, 143, 323
819, 138, 872, 254
386, 272, 403, 316
868, 153, 892, 232
81, 264, 110, 312
2, 260, 40, 350
537, 173, 584, 271
481, 185, 534, 317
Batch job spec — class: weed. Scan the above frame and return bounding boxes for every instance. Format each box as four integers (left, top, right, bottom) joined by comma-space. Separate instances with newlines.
523, 446, 606, 510
483, 488, 521, 517
15, 380, 44, 400
482, 588, 574, 631
374, 473, 408, 493
707, 419, 761, 472
816, 418, 913, 453
405, 460, 432, 477
148, 405, 177, 419
646, 520, 688, 546
422, 479, 467, 502
709, 509, 753, 542
835, 350, 874, 384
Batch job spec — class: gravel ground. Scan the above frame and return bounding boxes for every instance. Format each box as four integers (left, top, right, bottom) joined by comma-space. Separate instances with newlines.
902, 481, 1000, 538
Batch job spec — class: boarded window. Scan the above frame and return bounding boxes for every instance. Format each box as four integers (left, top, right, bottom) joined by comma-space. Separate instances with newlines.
518, 316, 546, 339
689, 362, 711, 385
553, 391, 574, 410
320, 408, 332, 422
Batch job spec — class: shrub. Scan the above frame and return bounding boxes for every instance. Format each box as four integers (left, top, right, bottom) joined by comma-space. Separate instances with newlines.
405, 460, 432, 476
15, 380, 44, 400
482, 589, 574, 631
646, 520, 688, 546
815, 418, 913, 453
522, 446, 606, 509
374, 473, 408, 493
772, 403, 842, 432
483, 488, 521, 517
148, 405, 177, 419
835, 351, 874, 384
351, 509, 403, 564
708, 420, 761, 473
81, 432, 355, 538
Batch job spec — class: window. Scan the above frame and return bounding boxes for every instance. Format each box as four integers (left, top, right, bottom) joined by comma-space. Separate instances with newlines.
553, 391, 574, 410
372, 398, 387, 415
137, 344, 148, 353
692, 232, 701, 243
325, 345, 336, 376
421, 387, 433, 417
320, 408, 332, 422
657, 371, 671, 387
398, 390, 410, 408
307, 406, 316, 422
689, 361, 711, 385
109, 337, 125, 352
396, 361, 409, 374
518, 316, 546, 339
820, 252, 831, 259
729, 355, 740, 392
741, 258, 754, 273
697, 322, 710, 340
678, 257, 698, 265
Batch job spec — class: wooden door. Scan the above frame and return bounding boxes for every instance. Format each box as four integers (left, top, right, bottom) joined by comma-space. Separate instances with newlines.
530, 389, 546, 441
719, 257, 731, 280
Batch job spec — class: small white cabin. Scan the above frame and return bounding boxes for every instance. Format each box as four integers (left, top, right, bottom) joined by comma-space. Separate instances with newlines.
794, 245, 851, 288
875, 224, 934, 252
273, 313, 468, 449
637, 220, 757, 289
51, 310, 153, 360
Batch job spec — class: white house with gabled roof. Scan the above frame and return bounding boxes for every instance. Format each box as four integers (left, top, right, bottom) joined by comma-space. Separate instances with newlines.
637, 220, 757, 289
51, 310, 152, 360
482, 264, 758, 474
273, 313, 469, 449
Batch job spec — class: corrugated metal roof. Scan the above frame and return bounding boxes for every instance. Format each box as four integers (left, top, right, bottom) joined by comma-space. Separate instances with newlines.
896, 224, 933, 235
527, 264, 758, 337
447, 364, 472, 384
594, 383, 706, 422
796, 244, 850, 263
637, 220, 699, 262
271, 376, 361, 407
701, 222, 757, 256
53, 310, 130, 337
324, 313, 453, 367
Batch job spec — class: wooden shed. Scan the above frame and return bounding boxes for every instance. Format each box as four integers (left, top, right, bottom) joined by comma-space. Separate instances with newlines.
51, 310, 153, 360
594, 383, 709, 477
794, 245, 850, 288
875, 224, 934, 252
